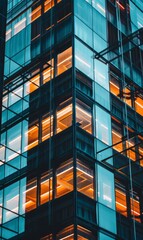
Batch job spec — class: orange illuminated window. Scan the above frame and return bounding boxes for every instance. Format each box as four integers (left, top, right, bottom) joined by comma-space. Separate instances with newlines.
57, 225, 74, 240
112, 120, 123, 152
25, 179, 37, 212
115, 188, 127, 217
42, 114, 53, 141
43, 59, 54, 84
56, 100, 72, 133
25, 122, 39, 151
56, 160, 73, 198
135, 96, 143, 116
123, 87, 132, 107
77, 226, 95, 240
77, 160, 94, 199
31, 6, 41, 22
126, 132, 136, 161
130, 194, 141, 223
24, 74, 40, 96
44, 0, 54, 13
76, 100, 92, 134
40, 172, 52, 205
57, 47, 72, 75
110, 76, 120, 96
138, 136, 143, 167
41, 234, 53, 240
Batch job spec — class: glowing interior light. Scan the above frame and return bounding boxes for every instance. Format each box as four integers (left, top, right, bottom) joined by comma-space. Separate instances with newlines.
97, 3, 105, 13
116, 1, 125, 10
59, 234, 74, 240
57, 56, 72, 66
103, 195, 112, 202
137, 21, 143, 28
75, 55, 91, 68
110, 81, 119, 89
112, 130, 122, 138
116, 201, 127, 209
135, 101, 143, 108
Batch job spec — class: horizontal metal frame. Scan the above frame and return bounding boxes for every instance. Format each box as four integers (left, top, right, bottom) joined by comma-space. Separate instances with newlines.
94, 28, 143, 64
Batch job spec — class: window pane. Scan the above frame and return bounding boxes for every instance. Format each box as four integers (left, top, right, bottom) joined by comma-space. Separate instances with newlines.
40, 172, 52, 204
112, 120, 123, 152
76, 99, 92, 134
44, 0, 54, 13
115, 185, 127, 217
57, 225, 74, 240
3, 182, 19, 222
96, 107, 112, 145
24, 121, 39, 151
75, 17, 92, 48
30, 6, 41, 22
94, 59, 109, 90
130, 193, 141, 223
56, 160, 73, 198
75, 39, 93, 79
24, 74, 40, 96
57, 101, 72, 133
77, 160, 94, 199
7, 123, 21, 161
43, 59, 54, 84
25, 178, 37, 212
135, 96, 143, 116
42, 114, 53, 141
57, 47, 72, 75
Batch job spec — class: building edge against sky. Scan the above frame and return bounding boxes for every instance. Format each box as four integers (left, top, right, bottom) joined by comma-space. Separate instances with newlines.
0, 0, 143, 239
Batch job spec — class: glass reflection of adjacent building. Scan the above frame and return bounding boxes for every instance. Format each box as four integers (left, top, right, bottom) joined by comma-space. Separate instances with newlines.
0, 0, 143, 239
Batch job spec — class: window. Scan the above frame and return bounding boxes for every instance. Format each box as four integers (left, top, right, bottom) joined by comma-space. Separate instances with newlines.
14, 18, 26, 35
75, 39, 93, 79
130, 192, 141, 223
30, 6, 41, 22
44, 0, 54, 13
3, 182, 19, 222
56, 225, 74, 240
126, 130, 136, 161
40, 172, 52, 204
77, 225, 95, 239
56, 160, 73, 198
42, 114, 53, 141
7, 123, 21, 161
56, 100, 72, 133
112, 120, 123, 152
110, 74, 120, 96
76, 99, 92, 134
96, 106, 112, 145
115, 185, 127, 217
25, 178, 37, 212
77, 160, 94, 199
57, 47, 72, 76
25, 121, 39, 151
135, 96, 143, 116
56, 225, 95, 239
6, 28, 12, 41
41, 234, 53, 240
24, 74, 40, 96
43, 59, 54, 84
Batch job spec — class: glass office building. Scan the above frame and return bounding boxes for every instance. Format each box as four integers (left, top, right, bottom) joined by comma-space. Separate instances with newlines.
0, 0, 143, 239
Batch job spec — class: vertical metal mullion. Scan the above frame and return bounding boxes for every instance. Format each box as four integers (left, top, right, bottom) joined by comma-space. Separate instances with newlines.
0, 0, 7, 132
72, 0, 78, 239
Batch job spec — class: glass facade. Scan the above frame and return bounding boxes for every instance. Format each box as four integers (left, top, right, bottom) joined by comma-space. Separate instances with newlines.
0, 0, 143, 239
